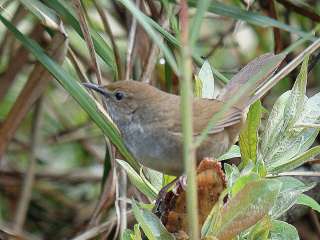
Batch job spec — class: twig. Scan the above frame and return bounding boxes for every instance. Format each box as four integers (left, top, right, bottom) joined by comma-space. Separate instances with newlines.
309, 210, 320, 236
0, 4, 28, 57
274, 171, 320, 177
204, 22, 236, 58
179, 1, 199, 239
144, 0, 160, 19
13, 98, 42, 234
70, 211, 133, 240
0, 26, 68, 159
117, 166, 127, 236
72, 0, 103, 85
67, 47, 90, 83
276, 0, 320, 22
141, 16, 169, 83
308, 50, 320, 73
93, 0, 122, 80
0, 168, 102, 183
125, 0, 140, 81
267, 0, 283, 53
0, 24, 44, 102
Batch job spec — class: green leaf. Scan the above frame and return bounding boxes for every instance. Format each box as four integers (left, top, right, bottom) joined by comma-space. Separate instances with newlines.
201, 191, 226, 238
117, 160, 157, 199
194, 75, 203, 97
188, 0, 311, 38
247, 216, 272, 240
283, 56, 309, 128
0, 14, 140, 171
207, 179, 282, 239
270, 220, 299, 240
195, 53, 286, 147
134, 224, 143, 240
18, 0, 61, 29
44, 0, 118, 79
296, 92, 320, 127
162, 174, 176, 188
122, 229, 134, 240
224, 163, 240, 188
132, 201, 175, 240
270, 177, 315, 218
142, 168, 163, 193
218, 145, 241, 161
270, 145, 320, 174
230, 173, 260, 197
297, 193, 320, 213
117, 0, 178, 74
239, 100, 262, 168
197, 60, 215, 99
260, 56, 320, 173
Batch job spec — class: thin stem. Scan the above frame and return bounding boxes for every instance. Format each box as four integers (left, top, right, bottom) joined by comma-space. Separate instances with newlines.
93, 0, 122, 80
271, 171, 320, 177
13, 98, 42, 233
125, 0, 140, 81
179, 1, 199, 239
72, 0, 103, 85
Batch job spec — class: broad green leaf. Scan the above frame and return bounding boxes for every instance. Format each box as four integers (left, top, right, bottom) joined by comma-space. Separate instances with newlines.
230, 173, 260, 197
194, 75, 203, 97
239, 100, 262, 167
283, 56, 309, 128
122, 229, 134, 240
134, 224, 143, 240
118, 160, 157, 199
44, 0, 118, 79
260, 56, 320, 173
224, 163, 240, 189
132, 201, 175, 240
297, 193, 320, 213
247, 216, 272, 240
19, 0, 60, 29
142, 168, 163, 193
270, 220, 299, 240
270, 145, 320, 174
0, 14, 140, 171
296, 92, 320, 127
218, 145, 241, 161
117, 0, 178, 74
162, 174, 176, 187
201, 191, 226, 238
197, 60, 215, 99
208, 179, 282, 239
270, 177, 315, 218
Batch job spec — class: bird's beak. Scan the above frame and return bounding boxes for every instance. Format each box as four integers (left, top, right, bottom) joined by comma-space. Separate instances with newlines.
83, 82, 111, 97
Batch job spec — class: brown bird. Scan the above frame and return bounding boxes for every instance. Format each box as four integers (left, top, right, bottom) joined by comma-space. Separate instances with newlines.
84, 53, 285, 176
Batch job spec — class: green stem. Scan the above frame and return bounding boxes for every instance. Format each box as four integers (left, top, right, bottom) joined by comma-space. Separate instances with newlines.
179, 1, 199, 239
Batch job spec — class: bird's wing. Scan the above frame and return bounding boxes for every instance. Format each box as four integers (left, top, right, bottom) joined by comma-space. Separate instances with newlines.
167, 98, 243, 135
192, 98, 243, 135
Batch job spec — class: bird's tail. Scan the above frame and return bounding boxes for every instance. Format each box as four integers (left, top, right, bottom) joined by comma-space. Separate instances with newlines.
218, 53, 286, 110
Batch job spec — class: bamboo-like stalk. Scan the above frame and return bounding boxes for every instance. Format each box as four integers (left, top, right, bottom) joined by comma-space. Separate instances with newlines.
13, 98, 42, 233
179, 1, 199, 239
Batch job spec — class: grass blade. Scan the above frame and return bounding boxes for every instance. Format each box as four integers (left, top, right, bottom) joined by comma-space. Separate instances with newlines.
0, 13, 140, 171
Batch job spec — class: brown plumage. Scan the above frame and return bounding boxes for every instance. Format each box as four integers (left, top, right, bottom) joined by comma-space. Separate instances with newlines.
84, 53, 285, 175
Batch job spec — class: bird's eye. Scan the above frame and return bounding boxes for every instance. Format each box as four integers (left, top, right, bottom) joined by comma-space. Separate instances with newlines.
114, 91, 124, 101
